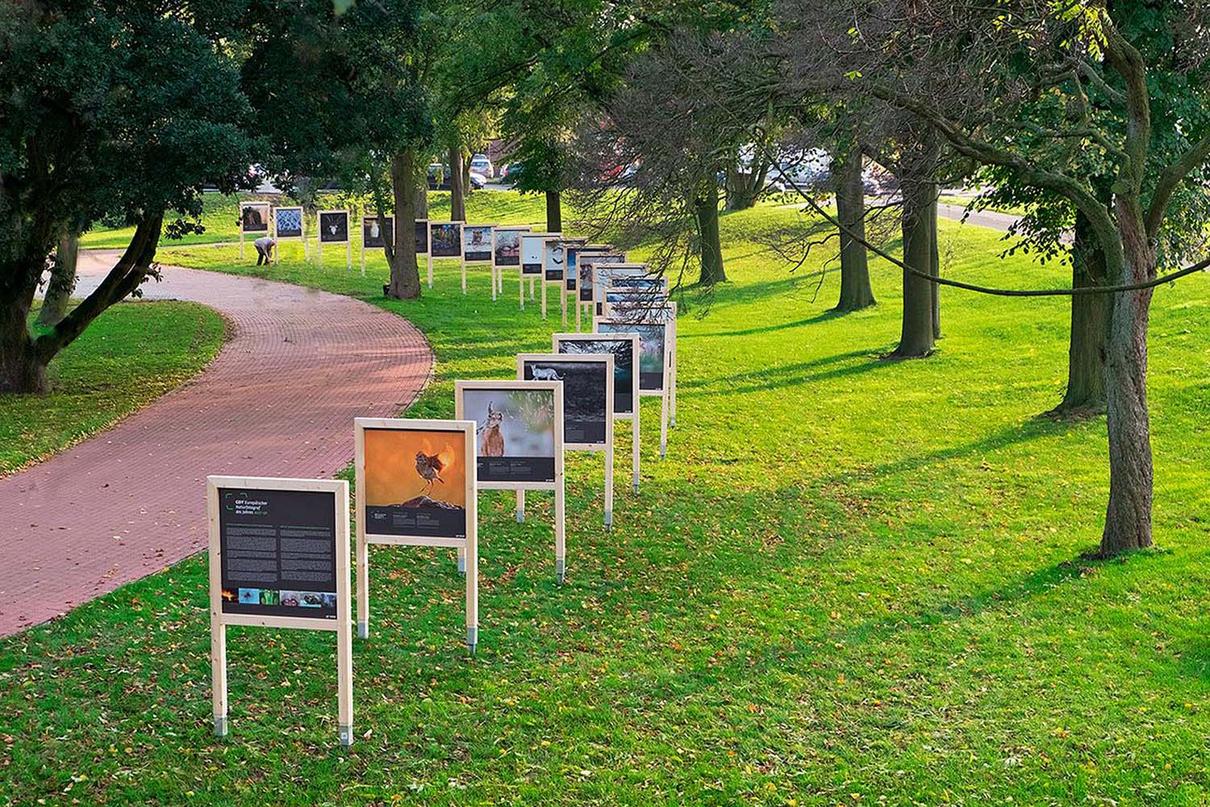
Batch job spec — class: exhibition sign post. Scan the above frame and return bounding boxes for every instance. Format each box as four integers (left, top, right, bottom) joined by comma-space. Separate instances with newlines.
462, 224, 496, 296
272, 206, 307, 263
520, 233, 556, 310
555, 238, 588, 326
553, 333, 641, 494
517, 354, 615, 527
361, 214, 394, 276
455, 380, 568, 580
575, 252, 625, 331
493, 226, 529, 303
596, 316, 673, 458
207, 476, 353, 747
317, 210, 352, 271
428, 222, 464, 289
239, 202, 270, 261
539, 236, 566, 320
605, 300, 679, 428
354, 418, 479, 652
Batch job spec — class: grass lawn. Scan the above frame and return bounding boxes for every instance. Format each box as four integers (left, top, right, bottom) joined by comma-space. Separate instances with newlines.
0, 301, 225, 475
2, 194, 1207, 805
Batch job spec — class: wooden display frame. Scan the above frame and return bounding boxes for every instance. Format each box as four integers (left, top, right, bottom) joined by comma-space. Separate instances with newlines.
492, 225, 529, 303
520, 232, 557, 311
455, 380, 567, 580
553, 332, 642, 494
595, 314, 674, 458
516, 353, 615, 527
207, 475, 353, 747
575, 251, 626, 331
552, 238, 588, 326
239, 202, 271, 260
316, 209, 352, 271
461, 223, 496, 295
271, 206, 307, 263
603, 301, 678, 428
354, 418, 479, 651
427, 221, 465, 289
360, 214, 394, 276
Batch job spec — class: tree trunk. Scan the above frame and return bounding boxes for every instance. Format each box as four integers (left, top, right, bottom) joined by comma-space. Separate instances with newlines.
1050, 211, 1110, 417
1099, 212, 1155, 556
929, 194, 941, 339
546, 189, 562, 232
448, 145, 466, 222
725, 163, 767, 211
415, 185, 429, 219
38, 230, 79, 328
0, 292, 46, 393
386, 150, 422, 300
695, 183, 727, 285
834, 143, 875, 312
891, 174, 936, 358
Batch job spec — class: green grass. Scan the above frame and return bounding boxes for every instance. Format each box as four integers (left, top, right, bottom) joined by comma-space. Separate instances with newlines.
0, 301, 225, 475
2, 195, 1207, 805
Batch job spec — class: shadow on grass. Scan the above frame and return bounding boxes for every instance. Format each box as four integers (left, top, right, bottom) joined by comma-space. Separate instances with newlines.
678, 349, 886, 397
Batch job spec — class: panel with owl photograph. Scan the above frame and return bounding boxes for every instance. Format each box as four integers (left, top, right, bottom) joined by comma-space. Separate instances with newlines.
461, 388, 557, 483
362, 427, 468, 539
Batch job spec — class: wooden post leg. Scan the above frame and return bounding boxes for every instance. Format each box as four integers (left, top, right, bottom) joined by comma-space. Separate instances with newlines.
632, 414, 640, 494
519, 271, 525, 310
356, 528, 369, 638
457, 546, 466, 574
659, 390, 669, 459
465, 536, 478, 654
604, 447, 614, 528
516, 489, 525, 522
211, 621, 228, 738
427, 254, 433, 288
541, 279, 547, 319
576, 300, 582, 331
530, 277, 535, 299
561, 286, 568, 326
346, 241, 352, 272
461, 258, 467, 294
360, 243, 366, 275
336, 610, 354, 748
555, 476, 566, 583
239, 232, 245, 261
491, 266, 498, 301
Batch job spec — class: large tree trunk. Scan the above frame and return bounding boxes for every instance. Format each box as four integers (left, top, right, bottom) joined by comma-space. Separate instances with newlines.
38, 229, 79, 328
695, 183, 727, 285
386, 150, 422, 300
833, 142, 875, 312
448, 145, 466, 222
1050, 211, 1110, 417
1099, 212, 1155, 556
0, 291, 45, 393
546, 190, 562, 232
891, 175, 936, 358
724, 162, 767, 211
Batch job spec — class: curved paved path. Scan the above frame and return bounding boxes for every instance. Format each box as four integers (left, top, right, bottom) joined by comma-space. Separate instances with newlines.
0, 252, 432, 636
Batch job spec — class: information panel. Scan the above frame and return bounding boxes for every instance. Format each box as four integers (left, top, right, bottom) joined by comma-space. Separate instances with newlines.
218, 487, 339, 620
597, 319, 668, 392
577, 252, 625, 303
522, 233, 555, 275
518, 354, 613, 448
457, 383, 560, 484
361, 425, 469, 539
463, 224, 494, 263
554, 334, 637, 415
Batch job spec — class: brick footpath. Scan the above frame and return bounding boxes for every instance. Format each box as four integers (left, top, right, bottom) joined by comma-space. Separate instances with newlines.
0, 253, 433, 636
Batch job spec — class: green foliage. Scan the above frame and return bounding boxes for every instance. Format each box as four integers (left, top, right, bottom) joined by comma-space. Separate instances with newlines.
2, 202, 1207, 803
0, 301, 224, 474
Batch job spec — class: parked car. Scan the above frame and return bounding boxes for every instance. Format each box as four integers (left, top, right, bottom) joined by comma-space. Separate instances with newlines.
469, 171, 487, 190
469, 154, 493, 178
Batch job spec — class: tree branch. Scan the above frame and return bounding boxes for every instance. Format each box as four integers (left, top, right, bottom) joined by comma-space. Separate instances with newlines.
1145, 132, 1210, 239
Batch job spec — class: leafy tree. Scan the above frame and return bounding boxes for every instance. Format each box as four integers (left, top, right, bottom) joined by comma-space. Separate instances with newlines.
0, 0, 256, 393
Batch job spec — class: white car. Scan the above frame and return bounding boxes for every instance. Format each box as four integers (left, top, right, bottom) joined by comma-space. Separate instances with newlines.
470, 155, 493, 178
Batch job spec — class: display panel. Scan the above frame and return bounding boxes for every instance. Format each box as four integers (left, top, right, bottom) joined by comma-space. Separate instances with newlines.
577, 252, 625, 302
597, 320, 667, 392
273, 207, 304, 239
362, 426, 469, 539
463, 225, 494, 263
362, 215, 394, 249
241, 203, 270, 233
519, 357, 611, 446
319, 211, 350, 243
555, 336, 636, 415
543, 240, 566, 282
521, 233, 552, 276
415, 219, 429, 254
430, 222, 463, 258
217, 487, 339, 620
494, 228, 524, 266
461, 386, 558, 483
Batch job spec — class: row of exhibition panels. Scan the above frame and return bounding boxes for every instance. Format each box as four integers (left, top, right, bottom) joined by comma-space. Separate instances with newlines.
209, 250, 681, 747
237, 201, 645, 328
